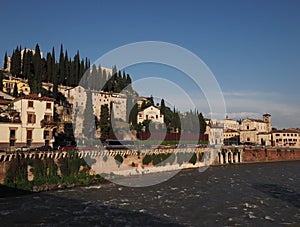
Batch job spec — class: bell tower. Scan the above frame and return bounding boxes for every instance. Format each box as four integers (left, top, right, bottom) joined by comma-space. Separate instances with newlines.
263, 113, 271, 132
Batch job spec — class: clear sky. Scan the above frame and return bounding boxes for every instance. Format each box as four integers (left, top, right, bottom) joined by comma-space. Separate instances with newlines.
0, 0, 300, 128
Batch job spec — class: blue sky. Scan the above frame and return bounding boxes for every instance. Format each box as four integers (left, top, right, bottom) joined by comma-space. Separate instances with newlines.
0, 0, 300, 128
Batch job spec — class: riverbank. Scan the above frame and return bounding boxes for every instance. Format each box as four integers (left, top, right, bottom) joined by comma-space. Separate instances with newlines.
1, 147, 299, 194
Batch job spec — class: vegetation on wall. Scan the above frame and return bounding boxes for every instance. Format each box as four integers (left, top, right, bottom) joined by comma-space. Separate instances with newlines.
4, 151, 97, 191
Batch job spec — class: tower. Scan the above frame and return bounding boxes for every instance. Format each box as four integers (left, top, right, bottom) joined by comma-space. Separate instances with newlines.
263, 113, 271, 132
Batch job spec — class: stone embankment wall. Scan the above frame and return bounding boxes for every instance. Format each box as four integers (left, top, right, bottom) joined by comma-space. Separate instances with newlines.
0, 147, 299, 183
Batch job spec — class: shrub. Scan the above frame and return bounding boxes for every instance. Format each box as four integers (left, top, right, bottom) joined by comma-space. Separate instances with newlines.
114, 154, 123, 167
142, 154, 152, 165
189, 153, 197, 165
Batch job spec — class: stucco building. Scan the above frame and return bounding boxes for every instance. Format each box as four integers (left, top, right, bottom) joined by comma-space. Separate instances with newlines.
239, 114, 272, 145
0, 94, 55, 151
137, 105, 164, 125
271, 129, 300, 148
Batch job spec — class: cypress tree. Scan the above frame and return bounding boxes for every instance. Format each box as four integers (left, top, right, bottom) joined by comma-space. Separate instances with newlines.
99, 104, 110, 139
46, 52, 52, 82
32, 44, 42, 94
198, 112, 206, 135
82, 90, 96, 142
0, 70, 3, 91
13, 82, 18, 97
3, 51, 8, 70
52, 47, 58, 99
160, 99, 166, 116
64, 50, 70, 86
58, 44, 65, 85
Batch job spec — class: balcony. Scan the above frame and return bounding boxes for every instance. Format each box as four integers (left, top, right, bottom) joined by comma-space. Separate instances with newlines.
0, 110, 21, 123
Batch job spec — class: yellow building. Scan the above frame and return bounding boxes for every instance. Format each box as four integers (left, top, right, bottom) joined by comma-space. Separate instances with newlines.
224, 129, 239, 145
2, 76, 30, 95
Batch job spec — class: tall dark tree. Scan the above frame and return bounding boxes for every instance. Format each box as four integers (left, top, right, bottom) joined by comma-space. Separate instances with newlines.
3, 51, 8, 70
198, 112, 206, 135
0, 70, 3, 91
23, 49, 33, 80
11, 46, 21, 76
160, 99, 166, 116
31, 44, 42, 94
52, 48, 58, 99
64, 50, 70, 85
13, 82, 18, 97
46, 52, 52, 82
99, 104, 110, 139
82, 90, 96, 141
58, 44, 65, 85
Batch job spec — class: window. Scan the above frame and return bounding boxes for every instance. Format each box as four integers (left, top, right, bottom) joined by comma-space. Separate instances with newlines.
28, 101, 34, 108
44, 115, 52, 122
283, 134, 286, 136
156, 115, 158, 119
287, 134, 290, 136
27, 113, 36, 123
46, 102, 51, 109
247, 125, 249, 130
10, 129, 16, 139
27, 130, 32, 146
27, 130, 32, 140
276, 134, 280, 136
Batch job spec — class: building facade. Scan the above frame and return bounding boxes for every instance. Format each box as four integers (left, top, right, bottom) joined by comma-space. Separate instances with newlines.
0, 94, 55, 151
137, 105, 164, 125
239, 114, 272, 145
271, 129, 300, 148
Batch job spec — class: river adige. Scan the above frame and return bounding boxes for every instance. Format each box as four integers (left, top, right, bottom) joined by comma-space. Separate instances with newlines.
0, 161, 299, 226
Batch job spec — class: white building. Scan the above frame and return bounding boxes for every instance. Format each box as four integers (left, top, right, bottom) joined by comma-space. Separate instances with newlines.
137, 105, 164, 125
0, 94, 55, 151
272, 129, 300, 148
206, 120, 224, 145
70, 86, 127, 138
239, 114, 272, 145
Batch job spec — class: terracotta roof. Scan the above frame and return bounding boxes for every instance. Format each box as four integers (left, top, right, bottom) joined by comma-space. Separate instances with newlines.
13, 94, 55, 102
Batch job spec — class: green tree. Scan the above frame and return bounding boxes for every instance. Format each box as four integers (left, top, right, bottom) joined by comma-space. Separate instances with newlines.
11, 46, 21, 76
13, 82, 18, 97
52, 48, 58, 99
0, 70, 3, 91
32, 44, 42, 94
82, 90, 95, 142
3, 51, 8, 70
160, 99, 166, 116
198, 112, 206, 135
58, 44, 65, 85
100, 104, 110, 139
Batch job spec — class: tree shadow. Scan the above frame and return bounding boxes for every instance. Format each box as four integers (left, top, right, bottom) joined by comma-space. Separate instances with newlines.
252, 183, 300, 209
0, 184, 32, 198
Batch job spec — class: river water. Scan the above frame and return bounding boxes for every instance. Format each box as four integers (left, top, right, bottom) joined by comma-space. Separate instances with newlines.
0, 161, 299, 226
